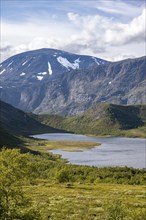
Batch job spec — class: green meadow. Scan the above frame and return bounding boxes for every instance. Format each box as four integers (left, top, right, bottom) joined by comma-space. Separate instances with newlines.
0, 147, 146, 220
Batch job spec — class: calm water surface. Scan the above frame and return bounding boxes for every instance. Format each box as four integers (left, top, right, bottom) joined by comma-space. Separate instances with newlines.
32, 133, 146, 169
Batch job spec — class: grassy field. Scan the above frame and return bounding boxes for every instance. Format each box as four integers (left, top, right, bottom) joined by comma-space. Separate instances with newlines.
24, 138, 146, 219
24, 181, 146, 220
1, 147, 146, 220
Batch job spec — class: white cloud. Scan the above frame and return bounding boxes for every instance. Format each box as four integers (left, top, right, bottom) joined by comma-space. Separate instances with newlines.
104, 53, 136, 62
96, 0, 144, 17
0, 18, 74, 61
66, 8, 146, 58
105, 8, 146, 45
0, 4, 145, 62
67, 8, 146, 45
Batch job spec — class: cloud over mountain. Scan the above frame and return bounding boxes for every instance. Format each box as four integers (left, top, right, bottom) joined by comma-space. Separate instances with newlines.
1, 1, 145, 62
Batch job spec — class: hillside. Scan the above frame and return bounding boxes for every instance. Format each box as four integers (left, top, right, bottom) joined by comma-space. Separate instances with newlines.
0, 127, 23, 147
0, 48, 145, 115
35, 103, 146, 137
0, 100, 63, 136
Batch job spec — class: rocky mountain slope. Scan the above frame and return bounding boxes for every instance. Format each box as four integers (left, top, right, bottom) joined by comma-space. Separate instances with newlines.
0, 48, 145, 115
33, 56, 145, 115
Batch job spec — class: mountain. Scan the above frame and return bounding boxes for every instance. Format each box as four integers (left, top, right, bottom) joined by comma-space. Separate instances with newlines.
0, 48, 145, 115
0, 48, 108, 84
33, 56, 145, 115
0, 48, 108, 114
0, 100, 62, 136
35, 103, 146, 137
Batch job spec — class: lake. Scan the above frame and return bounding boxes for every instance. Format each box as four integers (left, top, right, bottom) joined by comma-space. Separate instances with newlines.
32, 133, 146, 169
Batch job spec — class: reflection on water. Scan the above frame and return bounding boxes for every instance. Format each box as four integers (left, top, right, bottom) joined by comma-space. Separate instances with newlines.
32, 133, 146, 169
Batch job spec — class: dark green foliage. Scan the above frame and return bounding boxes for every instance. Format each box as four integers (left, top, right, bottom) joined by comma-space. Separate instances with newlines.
0, 100, 63, 136
0, 100, 67, 151
105, 104, 144, 129
0, 127, 22, 148
56, 165, 146, 185
0, 128, 42, 154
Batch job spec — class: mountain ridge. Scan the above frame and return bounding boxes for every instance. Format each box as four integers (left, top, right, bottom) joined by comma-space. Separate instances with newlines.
0, 48, 145, 115
0, 48, 108, 82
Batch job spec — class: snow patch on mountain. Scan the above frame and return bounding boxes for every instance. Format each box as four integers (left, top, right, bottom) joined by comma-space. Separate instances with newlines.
92, 57, 100, 65
20, 73, 26, 76
48, 62, 52, 75
37, 76, 44, 80
0, 69, 6, 75
7, 61, 13, 67
57, 56, 80, 70
74, 58, 80, 68
38, 72, 47, 75
22, 60, 29, 66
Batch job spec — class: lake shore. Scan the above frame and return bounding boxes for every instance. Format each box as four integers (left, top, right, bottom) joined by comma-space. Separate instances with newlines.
30, 133, 146, 169
27, 138, 101, 153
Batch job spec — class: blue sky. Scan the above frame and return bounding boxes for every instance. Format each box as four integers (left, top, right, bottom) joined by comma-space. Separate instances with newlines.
1, 0, 146, 61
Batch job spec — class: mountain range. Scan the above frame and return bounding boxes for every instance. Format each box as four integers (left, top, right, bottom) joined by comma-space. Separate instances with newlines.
0, 48, 145, 115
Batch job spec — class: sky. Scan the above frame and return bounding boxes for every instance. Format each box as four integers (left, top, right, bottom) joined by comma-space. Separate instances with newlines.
1, 0, 146, 62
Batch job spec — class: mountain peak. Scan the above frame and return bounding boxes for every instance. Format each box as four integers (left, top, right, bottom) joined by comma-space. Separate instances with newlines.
0, 48, 109, 85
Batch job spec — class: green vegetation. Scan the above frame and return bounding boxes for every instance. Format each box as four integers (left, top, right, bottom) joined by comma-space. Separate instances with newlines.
25, 183, 146, 220
0, 148, 41, 219
26, 138, 100, 153
0, 102, 146, 219
36, 103, 146, 138
0, 148, 146, 219
0, 127, 23, 148
0, 100, 66, 151
0, 100, 62, 136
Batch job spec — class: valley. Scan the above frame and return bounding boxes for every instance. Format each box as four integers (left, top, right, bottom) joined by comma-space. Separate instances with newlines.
0, 99, 146, 219
0, 49, 146, 220
1, 0, 146, 218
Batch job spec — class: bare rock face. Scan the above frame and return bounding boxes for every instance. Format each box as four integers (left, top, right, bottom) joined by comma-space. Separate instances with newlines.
0, 48, 145, 116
